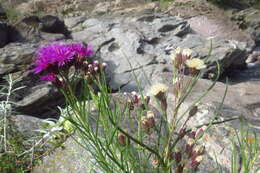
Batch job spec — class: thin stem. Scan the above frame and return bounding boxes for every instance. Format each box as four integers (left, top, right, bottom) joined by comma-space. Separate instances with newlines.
108, 115, 165, 167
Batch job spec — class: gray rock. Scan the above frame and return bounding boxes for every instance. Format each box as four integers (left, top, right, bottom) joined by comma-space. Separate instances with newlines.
64, 16, 86, 29
0, 22, 9, 47
0, 42, 37, 75
15, 81, 63, 119
72, 14, 248, 91
40, 15, 71, 37
231, 8, 260, 45
92, 1, 114, 15
10, 114, 44, 137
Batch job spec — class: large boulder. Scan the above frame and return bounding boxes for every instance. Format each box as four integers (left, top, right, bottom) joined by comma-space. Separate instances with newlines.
0, 42, 37, 75
231, 8, 260, 45
40, 15, 71, 37
72, 14, 249, 91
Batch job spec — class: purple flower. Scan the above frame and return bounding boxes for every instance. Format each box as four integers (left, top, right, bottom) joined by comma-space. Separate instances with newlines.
69, 43, 94, 61
40, 73, 57, 81
31, 42, 95, 83
32, 42, 74, 74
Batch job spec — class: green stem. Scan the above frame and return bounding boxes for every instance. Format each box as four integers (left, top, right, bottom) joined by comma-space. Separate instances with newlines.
108, 115, 165, 167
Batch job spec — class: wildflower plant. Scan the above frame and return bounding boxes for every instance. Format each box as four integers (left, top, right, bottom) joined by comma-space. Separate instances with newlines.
32, 43, 237, 173
230, 119, 260, 173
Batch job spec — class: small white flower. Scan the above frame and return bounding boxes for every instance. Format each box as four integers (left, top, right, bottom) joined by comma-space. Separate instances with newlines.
186, 58, 206, 70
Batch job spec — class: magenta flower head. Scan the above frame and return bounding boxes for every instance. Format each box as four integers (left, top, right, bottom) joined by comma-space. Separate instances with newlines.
32, 42, 75, 74
69, 43, 94, 62
40, 73, 57, 82
31, 42, 95, 85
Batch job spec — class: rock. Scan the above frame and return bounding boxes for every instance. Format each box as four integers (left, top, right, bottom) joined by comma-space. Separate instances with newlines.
40, 32, 67, 41
92, 1, 114, 15
0, 42, 37, 75
0, 22, 9, 47
9, 18, 40, 42
32, 136, 99, 173
231, 8, 260, 45
0, 42, 63, 118
64, 16, 86, 29
187, 15, 254, 48
72, 14, 248, 91
40, 15, 71, 37
0, 5, 7, 21
10, 114, 44, 137
13, 71, 63, 119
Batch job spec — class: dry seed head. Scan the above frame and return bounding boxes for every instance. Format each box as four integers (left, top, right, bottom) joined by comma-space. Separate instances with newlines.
186, 58, 206, 70
170, 47, 182, 61
194, 145, 204, 154
151, 159, 159, 168
149, 83, 168, 96
182, 48, 193, 57
147, 111, 154, 118
187, 138, 195, 145
195, 155, 203, 163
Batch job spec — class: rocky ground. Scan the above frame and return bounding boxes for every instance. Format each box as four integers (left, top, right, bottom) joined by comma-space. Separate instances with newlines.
0, 0, 260, 172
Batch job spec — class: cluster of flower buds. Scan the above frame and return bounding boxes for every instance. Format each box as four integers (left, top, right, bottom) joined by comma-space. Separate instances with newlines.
141, 111, 155, 133
83, 60, 107, 75
83, 60, 107, 83
125, 91, 150, 110
185, 128, 205, 168
171, 47, 206, 75
171, 128, 205, 171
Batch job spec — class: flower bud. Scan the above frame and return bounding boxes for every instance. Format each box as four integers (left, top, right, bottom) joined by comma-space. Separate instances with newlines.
101, 62, 107, 68
127, 98, 134, 110
172, 152, 182, 163
188, 129, 196, 139
88, 64, 94, 73
189, 106, 198, 117
141, 116, 149, 130
93, 60, 99, 65
191, 155, 203, 168
195, 128, 204, 139
193, 145, 205, 155
94, 66, 99, 72
178, 126, 186, 138
146, 111, 155, 128
149, 83, 168, 112
186, 138, 195, 156
118, 134, 128, 146
151, 159, 159, 168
